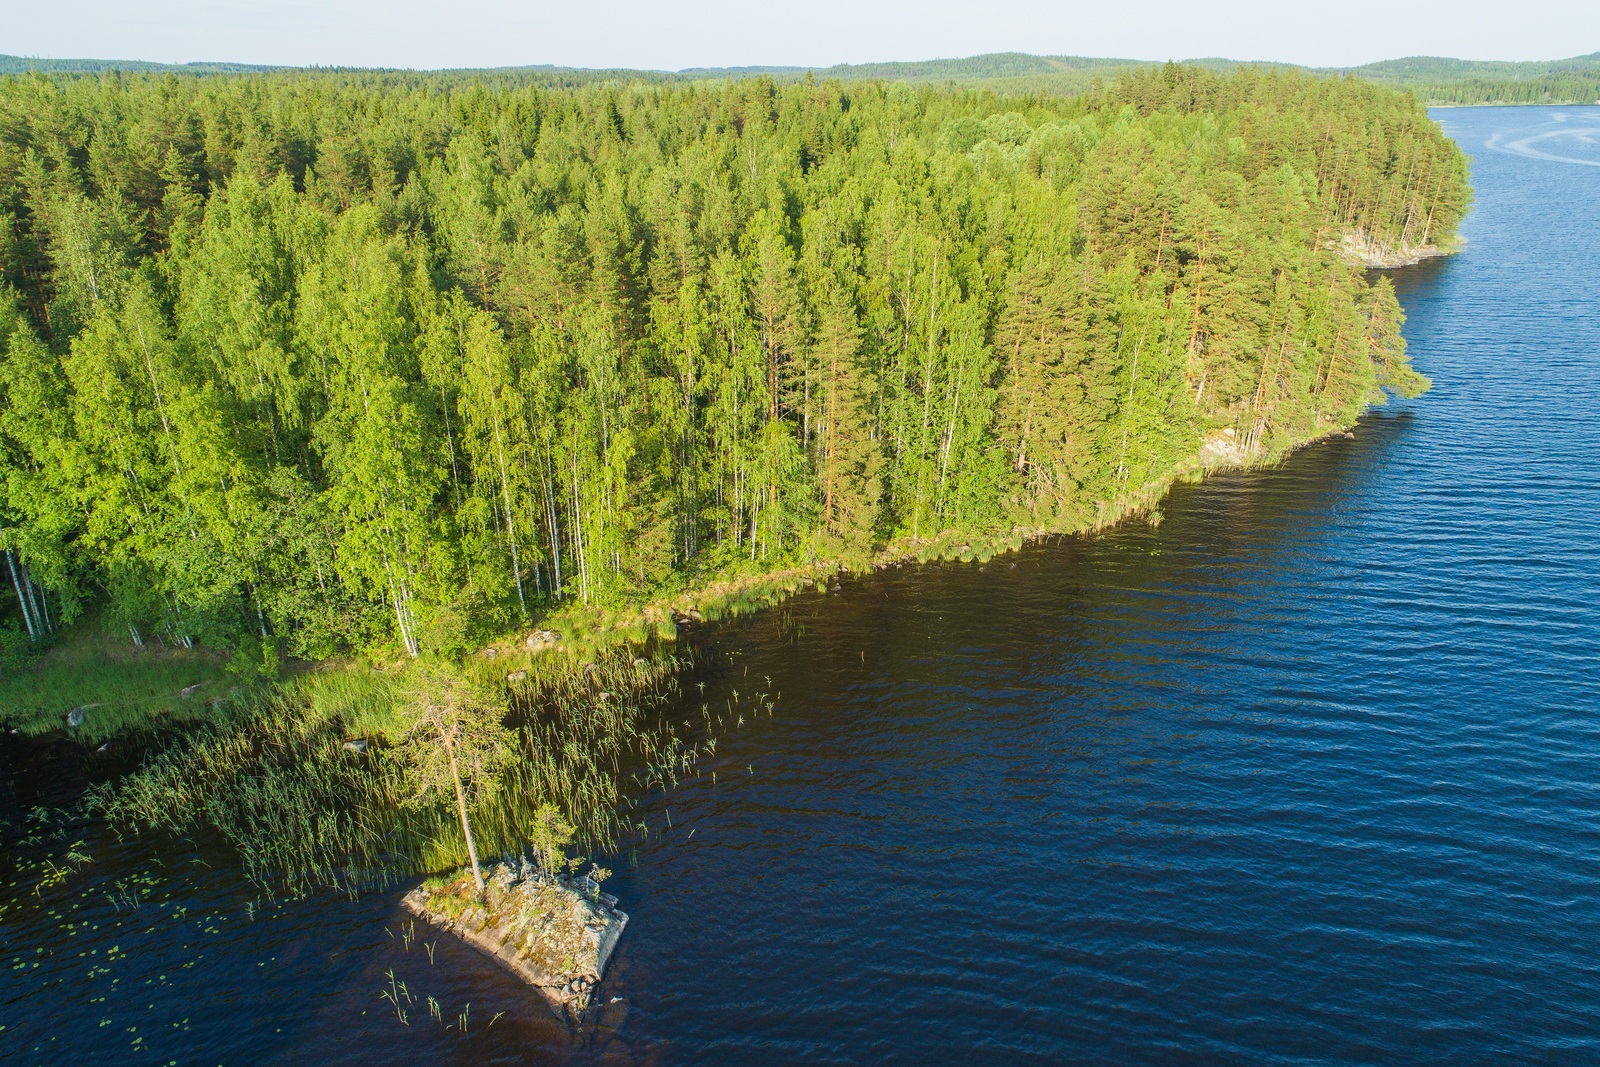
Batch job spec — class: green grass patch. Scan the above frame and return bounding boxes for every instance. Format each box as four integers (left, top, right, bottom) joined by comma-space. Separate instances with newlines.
0, 628, 240, 743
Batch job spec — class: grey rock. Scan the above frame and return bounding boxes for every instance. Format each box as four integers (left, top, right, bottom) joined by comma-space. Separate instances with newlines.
524, 629, 562, 651
66, 707, 85, 728
506, 669, 528, 683
1339, 231, 1451, 270
342, 739, 370, 754
1198, 428, 1249, 468
403, 861, 628, 1024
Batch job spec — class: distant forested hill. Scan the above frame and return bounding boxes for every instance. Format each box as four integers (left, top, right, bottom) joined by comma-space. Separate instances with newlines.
6, 49, 1598, 104
800, 52, 1600, 104
0, 64, 1466, 660
1341, 54, 1600, 104
733, 51, 1600, 104
0, 56, 281, 75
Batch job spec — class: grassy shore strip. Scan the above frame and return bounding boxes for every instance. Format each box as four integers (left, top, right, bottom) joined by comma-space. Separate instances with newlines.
0, 630, 245, 743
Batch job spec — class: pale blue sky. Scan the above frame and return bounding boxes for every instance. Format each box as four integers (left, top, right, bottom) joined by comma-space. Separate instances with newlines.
6, 0, 1599, 71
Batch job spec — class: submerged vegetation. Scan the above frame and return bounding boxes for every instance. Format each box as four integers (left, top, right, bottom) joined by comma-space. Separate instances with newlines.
0, 61, 1468, 889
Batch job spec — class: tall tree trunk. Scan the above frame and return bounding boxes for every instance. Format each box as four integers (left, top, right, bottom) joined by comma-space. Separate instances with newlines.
34, 570, 52, 634
6, 549, 38, 642
444, 731, 485, 895
493, 426, 527, 616
21, 560, 46, 636
825, 339, 838, 529
1116, 317, 1151, 487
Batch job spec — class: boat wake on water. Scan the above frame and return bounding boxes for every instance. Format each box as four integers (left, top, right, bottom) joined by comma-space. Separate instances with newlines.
1486, 109, 1600, 167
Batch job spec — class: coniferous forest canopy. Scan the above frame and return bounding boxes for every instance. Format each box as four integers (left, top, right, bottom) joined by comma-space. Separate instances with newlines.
0, 65, 1469, 666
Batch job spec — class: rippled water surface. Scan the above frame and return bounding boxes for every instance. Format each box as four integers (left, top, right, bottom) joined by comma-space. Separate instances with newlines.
6, 106, 1600, 1065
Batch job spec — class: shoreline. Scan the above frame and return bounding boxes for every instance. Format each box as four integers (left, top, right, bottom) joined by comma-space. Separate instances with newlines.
1339, 234, 1464, 271
475, 229, 1459, 666
2, 410, 1369, 742
479, 412, 1375, 666
5, 235, 1455, 918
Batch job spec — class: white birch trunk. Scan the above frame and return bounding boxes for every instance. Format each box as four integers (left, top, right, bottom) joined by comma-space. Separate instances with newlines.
6, 549, 37, 642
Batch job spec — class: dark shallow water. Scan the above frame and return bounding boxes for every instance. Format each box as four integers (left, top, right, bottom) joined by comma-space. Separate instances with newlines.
6, 105, 1600, 1064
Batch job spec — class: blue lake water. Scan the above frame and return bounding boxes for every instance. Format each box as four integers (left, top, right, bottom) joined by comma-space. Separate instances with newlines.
5, 105, 1600, 1064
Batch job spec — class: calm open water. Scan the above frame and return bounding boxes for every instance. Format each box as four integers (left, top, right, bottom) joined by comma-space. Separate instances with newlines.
5, 106, 1600, 1065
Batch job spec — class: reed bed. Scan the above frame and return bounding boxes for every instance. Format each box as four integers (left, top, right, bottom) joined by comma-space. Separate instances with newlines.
86, 678, 427, 894
86, 645, 728, 895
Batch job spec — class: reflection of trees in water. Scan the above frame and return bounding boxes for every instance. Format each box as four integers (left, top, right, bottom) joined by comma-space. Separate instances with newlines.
1094, 406, 1420, 591
1378, 254, 1457, 302
673, 402, 1423, 741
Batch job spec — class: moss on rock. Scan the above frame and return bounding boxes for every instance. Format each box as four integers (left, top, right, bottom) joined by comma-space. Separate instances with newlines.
402, 858, 627, 1022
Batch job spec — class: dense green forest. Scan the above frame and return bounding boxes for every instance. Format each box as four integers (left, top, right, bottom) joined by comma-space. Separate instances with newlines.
0, 64, 1468, 668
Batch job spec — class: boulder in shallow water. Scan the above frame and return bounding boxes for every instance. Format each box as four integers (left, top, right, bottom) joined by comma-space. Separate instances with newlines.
402, 859, 628, 1023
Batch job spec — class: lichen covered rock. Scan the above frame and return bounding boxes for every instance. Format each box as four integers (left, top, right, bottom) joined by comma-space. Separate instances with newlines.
1199, 426, 1248, 468
1338, 230, 1453, 269
402, 858, 627, 1021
